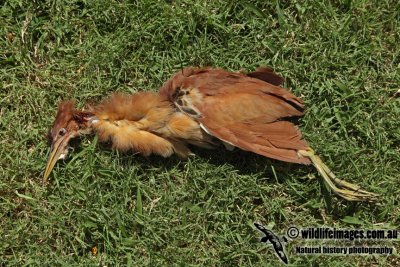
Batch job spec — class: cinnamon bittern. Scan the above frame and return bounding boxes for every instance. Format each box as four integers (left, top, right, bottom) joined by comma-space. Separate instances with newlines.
44, 67, 378, 202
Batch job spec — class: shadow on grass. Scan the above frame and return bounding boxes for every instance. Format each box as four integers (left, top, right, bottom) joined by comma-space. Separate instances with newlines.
43, 137, 379, 219
111, 144, 376, 217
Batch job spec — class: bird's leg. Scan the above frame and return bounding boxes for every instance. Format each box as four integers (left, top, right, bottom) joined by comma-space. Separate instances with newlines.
298, 149, 379, 202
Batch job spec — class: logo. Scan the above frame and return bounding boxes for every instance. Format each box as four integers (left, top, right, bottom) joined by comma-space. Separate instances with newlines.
254, 223, 289, 264
254, 224, 397, 264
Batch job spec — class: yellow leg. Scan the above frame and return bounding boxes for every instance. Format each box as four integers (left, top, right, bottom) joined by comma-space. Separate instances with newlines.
298, 149, 378, 202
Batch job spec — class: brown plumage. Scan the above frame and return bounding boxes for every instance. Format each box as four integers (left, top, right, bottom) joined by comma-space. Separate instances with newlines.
44, 66, 378, 202
159, 67, 309, 164
90, 92, 213, 157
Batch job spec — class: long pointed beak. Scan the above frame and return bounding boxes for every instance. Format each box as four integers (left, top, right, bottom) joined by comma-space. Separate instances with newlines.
43, 134, 71, 184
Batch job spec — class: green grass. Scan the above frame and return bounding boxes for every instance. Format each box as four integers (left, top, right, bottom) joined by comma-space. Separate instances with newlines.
1, 0, 399, 266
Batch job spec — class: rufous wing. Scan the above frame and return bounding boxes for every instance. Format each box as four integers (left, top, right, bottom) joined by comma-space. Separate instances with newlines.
199, 119, 310, 164
160, 67, 311, 164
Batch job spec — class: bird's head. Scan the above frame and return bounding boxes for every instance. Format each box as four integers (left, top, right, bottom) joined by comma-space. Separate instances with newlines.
44, 101, 94, 183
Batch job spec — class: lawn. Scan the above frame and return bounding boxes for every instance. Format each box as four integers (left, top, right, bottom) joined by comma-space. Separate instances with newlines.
1, 0, 399, 266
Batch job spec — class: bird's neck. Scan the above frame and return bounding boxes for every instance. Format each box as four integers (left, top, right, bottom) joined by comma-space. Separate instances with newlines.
87, 92, 172, 130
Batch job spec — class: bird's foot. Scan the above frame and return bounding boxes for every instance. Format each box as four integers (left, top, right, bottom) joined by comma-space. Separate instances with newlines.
298, 149, 379, 202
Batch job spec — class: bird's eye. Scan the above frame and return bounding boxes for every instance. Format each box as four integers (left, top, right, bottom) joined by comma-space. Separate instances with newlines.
59, 128, 67, 136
